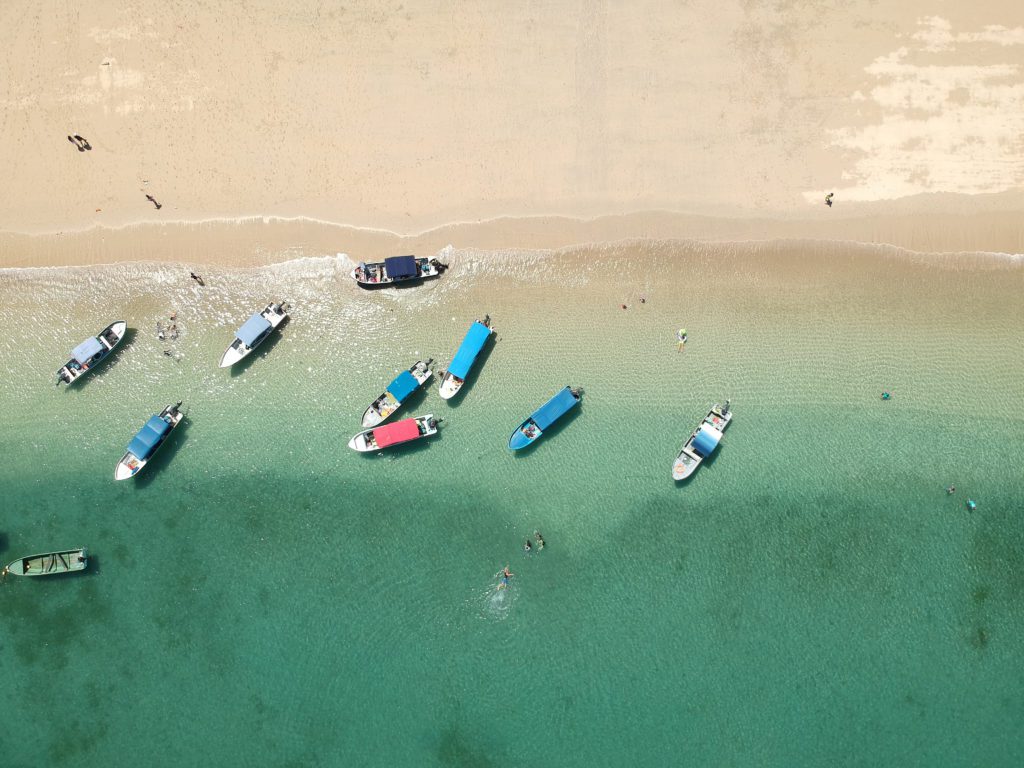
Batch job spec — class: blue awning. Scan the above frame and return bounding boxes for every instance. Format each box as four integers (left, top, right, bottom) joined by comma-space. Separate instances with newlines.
127, 415, 171, 460
384, 255, 418, 280
531, 387, 580, 430
448, 322, 492, 379
691, 424, 722, 458
236, 313, 271, 346
386, 370, 419, 402
72, 337, 104, 364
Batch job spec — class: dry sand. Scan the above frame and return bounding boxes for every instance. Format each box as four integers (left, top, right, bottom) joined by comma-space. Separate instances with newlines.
1, 1, 1022, 265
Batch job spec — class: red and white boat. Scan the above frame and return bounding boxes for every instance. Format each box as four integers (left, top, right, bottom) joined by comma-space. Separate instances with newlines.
347, 414, 439, 452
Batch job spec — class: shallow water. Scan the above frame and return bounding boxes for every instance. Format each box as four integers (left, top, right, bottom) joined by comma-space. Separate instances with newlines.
1, 242, 1022, 766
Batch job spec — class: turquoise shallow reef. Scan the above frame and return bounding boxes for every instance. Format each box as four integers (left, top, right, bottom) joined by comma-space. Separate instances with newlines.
1, 241, 1022, 766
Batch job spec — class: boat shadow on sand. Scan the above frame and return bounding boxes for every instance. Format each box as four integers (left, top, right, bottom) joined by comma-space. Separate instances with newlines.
229, 322, 288, 378
510, 404, 582, 458
133, 419, 190, 489
59, 326, 138, 391
441, 334, 497, 409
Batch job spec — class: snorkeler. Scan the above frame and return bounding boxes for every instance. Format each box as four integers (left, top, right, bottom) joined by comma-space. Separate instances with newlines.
946, 485, 956, 495
524, 539, 532, 553
534, 531, 545, 550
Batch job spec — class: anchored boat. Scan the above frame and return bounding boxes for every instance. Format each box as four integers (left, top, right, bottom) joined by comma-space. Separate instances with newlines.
439, 316, 495, 399
508, 386, 582, 450
348, 414, 439, 452
114, 402, 185, 480
672, 401, 732, 481
56, 321, 127, 385
351, 256, 446, 287
219, 302, 289, 368
4, 548, 87, 577
361, 360, 433, 428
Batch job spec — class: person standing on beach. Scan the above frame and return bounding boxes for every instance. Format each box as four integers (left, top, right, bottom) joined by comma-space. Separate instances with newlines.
825, 192, 834, 208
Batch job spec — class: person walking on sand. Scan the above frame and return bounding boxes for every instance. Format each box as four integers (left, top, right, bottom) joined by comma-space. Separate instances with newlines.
73, 135, 92, 150
67, 135, 85, 152
145, 194, 162, 210
825, 192, 834, 208
677, 328, 688, 352
190, 272, 205, 286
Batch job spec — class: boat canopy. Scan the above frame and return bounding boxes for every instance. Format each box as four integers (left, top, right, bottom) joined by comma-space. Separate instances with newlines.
72, 336, 104, 364
386, 370, 419, 402
127, 415, 171, 460
448, 322, 492, 379
691, 424, 722, 458
384, 255, 418, 280
532, 386, 579, 430
236, 313, 271, 346
373, 418, 420, 448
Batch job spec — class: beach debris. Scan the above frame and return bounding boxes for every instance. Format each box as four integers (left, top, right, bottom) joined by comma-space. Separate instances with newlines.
825, 192, 834, 208
145, 194, 162, 210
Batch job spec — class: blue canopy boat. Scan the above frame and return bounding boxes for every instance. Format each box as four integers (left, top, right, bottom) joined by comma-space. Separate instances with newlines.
439, 317, 495, 399
218, 301, 289, 368
361, 359, 434, 427
56, 320, 127, 385
114, 402, 185, 480
508, 386, 582, 450
351, 255, 446, 287
672, 401, 732, 480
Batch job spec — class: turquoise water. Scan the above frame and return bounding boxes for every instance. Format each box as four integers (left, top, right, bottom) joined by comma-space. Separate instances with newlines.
1, 242, 1023, 766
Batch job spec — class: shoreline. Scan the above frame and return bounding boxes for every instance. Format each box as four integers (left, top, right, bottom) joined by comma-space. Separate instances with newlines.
1, 205, 1022, 271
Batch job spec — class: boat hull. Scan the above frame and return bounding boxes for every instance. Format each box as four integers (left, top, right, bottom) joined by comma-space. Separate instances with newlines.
350, 257, 441, 288
114, 404, 185, 480
56, 320, 127, 385
4, 548, 87, 576
219, 303, 289, 368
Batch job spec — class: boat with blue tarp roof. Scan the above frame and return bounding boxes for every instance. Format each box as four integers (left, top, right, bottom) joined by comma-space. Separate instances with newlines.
439, 316, 494, 399
56, 320, 127, 385
351, 255, 446, 287
672, 401, 732, 480
361, 360, 434, 427
114, 402, 185, 480
508, 386, 581, 450
218, 301, 289, 368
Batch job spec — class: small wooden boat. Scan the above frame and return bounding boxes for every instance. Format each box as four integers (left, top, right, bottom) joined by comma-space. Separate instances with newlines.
672, 401, 732, 481
219, 302, 289, 368
114, 402, 185, 480
439, 316, 495, 400
348, 414, 439, 452
56, 321, 127, 385
508, 387, 581, 450
361, 360, 433, 428
351, 256, 446, 287
4, 548, 87, 576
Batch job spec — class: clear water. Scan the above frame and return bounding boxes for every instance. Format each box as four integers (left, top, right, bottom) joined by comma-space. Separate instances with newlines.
1, 242, 1022, 766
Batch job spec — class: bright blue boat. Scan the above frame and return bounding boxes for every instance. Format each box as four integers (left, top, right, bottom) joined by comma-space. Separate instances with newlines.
361, 359, 433, 427
508, 386, 582, 450
114, 402, 184, 480
438, 317, 495, 399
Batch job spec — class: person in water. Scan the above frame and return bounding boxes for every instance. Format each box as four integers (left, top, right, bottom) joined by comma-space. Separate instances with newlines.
524, 539, 532, 553
534, 531, 545, 550
946, 485, 956, 495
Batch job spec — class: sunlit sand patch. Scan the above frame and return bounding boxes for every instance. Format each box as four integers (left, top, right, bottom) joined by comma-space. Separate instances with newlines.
807, 17, 1024, 203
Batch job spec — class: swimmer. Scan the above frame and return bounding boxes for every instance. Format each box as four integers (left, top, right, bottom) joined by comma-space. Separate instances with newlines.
524, 539, 532, 553
502, 566, 513, 579
534, 531, 545, 550
946, 485, 956, 495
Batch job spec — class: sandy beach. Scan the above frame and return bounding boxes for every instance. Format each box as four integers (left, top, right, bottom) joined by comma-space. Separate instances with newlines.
1, 0, 1022, 263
